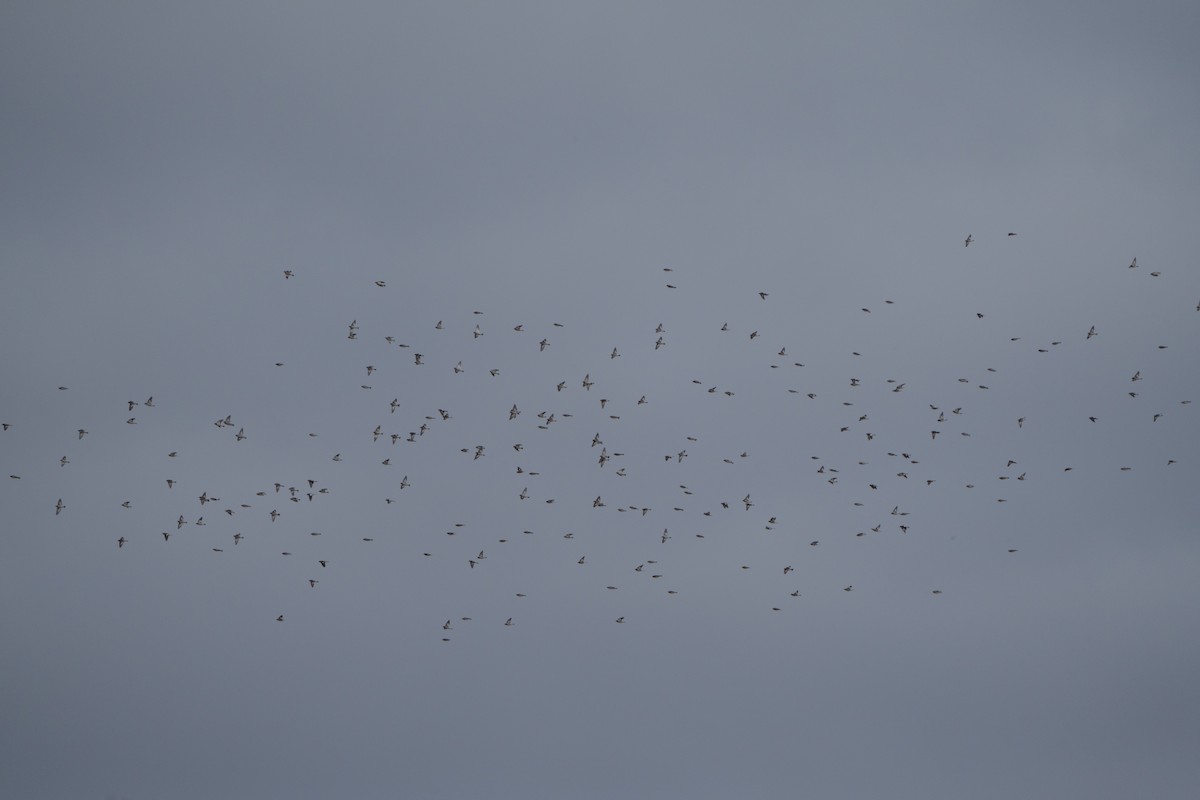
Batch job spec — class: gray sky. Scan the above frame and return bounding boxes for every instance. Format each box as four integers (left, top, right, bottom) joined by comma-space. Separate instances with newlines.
2, 3, 1199, 798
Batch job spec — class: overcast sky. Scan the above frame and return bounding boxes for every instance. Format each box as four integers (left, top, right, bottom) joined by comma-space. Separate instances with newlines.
2, 3, 1199, 799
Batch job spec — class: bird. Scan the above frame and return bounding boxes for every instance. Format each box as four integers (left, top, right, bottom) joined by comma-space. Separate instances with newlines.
964, 234, 973, 247
55, 499, 65, 515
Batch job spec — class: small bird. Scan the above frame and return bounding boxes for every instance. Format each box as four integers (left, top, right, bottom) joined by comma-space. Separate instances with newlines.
55, 498, 65, 515
964, 234, 973, 247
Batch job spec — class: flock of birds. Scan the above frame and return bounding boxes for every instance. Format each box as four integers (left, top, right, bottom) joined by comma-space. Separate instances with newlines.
5, 238, 1195, 641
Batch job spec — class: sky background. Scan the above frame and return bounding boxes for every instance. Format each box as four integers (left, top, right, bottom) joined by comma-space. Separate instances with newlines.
2, 3, 1199, 798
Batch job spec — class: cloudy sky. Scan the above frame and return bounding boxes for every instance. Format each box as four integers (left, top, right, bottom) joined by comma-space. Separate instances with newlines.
2, 3, 1199, 798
